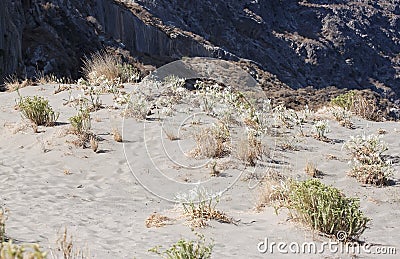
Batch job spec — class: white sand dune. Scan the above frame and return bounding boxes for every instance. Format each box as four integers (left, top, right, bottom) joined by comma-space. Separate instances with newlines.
0, 83, 399, 258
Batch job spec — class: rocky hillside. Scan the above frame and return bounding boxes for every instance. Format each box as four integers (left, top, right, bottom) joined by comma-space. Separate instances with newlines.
1, 0, 399, 100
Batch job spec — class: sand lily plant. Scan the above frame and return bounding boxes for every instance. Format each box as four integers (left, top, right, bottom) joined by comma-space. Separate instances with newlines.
312, 120, 330, 140
175, 187, 233, 227
343, 134, 393, 185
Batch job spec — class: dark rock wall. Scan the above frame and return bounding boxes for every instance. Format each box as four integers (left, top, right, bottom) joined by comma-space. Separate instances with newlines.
0, 0, 24, 84
93, 1, 236, 63
0, 0, 234, 83
1, 0, 399, 100
136, 0, 400, 98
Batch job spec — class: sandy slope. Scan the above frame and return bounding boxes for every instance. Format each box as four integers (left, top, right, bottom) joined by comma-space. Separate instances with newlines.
0, 83, 399, 258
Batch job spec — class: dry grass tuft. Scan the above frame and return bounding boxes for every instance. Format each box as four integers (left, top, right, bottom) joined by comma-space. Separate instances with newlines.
56, 228, 90, 259
82, 51, 121, 84
145, 213, 172, 228
192, 123, 230, 158
32, 123, 39, 133
82, 50, 140, 85
163, 128, 180, 141
63, 169, 72, 175
112, 128, 123, 142
236, 130, 265, 166
90, 136, 98, 153
331, 90, 382, 121
4, 75, 30, 91
36, 72, 70, 85
68, 131, 95, 149
54, 84, 72, 94
176, 187, 234, 228
351, 94, 380, 121
187, 209, 233, 228
256, 172, 287, 211
377, 128, 387, 135
209, 161, 220, 177
304, 161, 323, 178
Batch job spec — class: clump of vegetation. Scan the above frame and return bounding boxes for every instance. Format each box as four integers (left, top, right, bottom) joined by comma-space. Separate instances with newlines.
0, 208, 6, 244
256, 171, 287, 211
35, 71, 71, 85
175, 187, 233, 228
163, 75, 187, 103
149, 233, 213, 259
273, 104, 304, 130
112, 128, 123, 142
163, 127, 180, 141
195, 81, 223, 115
312, 120, 330, 140
331, 107, 353, 128
343, 134, 393, 186
82, 51, 140, 85
17, 93, 59, 126
192, 122, 230, 158
236, 130, 265, 166
331, 90, 380, 121
304, 161, 322, 178
69, 108, 91, 135
56, 228, 90, 259
267, 179, 370, 241
85, 85, 103, 111
0, 208, 47, 258
122, 92, 149, 120
145, 213, 172, 228
68, 100, 95, 148
4, 75, 29, 91
331, 91, 356, 111
1, 241, 47, 259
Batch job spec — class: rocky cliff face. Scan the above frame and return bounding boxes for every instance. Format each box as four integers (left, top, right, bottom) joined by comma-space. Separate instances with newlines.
133, 0, 400, 99
0, 0, 234, 84
1, 0, 399, 101
0, 0, 24, 84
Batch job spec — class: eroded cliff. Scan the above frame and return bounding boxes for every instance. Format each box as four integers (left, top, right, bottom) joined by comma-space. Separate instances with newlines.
1, 0, 399, 101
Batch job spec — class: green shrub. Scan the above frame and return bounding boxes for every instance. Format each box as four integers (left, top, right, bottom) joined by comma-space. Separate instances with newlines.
1, 241, 47, 259
17, 93, 59, 126
69, 107, 91, 134
274, 179, 369, 240
331, 91, 381, 121
149, 233, 213, 259
330, 91, 356, 111
0, 208, 47, 258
